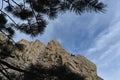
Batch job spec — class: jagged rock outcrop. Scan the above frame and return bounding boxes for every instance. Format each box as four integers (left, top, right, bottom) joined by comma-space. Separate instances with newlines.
0, 33, 103, 80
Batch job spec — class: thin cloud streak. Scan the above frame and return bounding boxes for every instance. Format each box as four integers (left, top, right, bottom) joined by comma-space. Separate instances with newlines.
85, 2, 120, 79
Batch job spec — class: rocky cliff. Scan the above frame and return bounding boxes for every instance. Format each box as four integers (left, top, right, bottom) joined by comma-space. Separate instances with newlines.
0, 33, 103, 80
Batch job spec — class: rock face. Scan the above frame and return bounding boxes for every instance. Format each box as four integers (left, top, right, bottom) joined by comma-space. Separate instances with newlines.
0, 33, 103, 80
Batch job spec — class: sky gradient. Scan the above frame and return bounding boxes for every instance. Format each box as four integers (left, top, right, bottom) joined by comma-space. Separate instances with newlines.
14, 0, 120, 80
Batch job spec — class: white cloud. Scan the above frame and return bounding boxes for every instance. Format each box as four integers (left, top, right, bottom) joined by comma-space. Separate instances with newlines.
85, 5, 120, 80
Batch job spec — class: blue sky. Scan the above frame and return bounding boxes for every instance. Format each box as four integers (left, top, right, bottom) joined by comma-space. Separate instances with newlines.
12, 0, 120, 80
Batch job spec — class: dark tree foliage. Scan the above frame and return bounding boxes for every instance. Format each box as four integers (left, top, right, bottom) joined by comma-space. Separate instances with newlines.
0, 39, 13, 59
0, 0, 105, 80
0, 0, 105, 38
24, 64, 85, 80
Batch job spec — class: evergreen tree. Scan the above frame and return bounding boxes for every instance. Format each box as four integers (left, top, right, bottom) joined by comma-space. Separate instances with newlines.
0, 0, 105, 37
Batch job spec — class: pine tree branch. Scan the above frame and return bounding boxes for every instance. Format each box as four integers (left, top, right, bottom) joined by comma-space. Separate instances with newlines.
0, 30, 15, 44
0, 10, 17, 26
11, 0, 21, 8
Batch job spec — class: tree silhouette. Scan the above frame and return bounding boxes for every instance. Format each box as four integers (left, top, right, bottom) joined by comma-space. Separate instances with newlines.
24, 63, 85, 80
0, 0, 106, 80
0, 0, 105, 37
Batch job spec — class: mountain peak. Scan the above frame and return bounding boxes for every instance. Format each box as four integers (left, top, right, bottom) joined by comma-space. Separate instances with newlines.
0, 33, 103, 80
46, 39, 63, 52
47, 39, 61, 47
18, 39, 29, 44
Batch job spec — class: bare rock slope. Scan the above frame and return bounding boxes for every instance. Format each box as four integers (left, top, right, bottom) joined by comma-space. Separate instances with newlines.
0, 33, 103, 80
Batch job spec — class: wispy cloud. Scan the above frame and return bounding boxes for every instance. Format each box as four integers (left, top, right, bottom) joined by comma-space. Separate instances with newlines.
85, 1, 120, 79
85, 21, 120, 80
